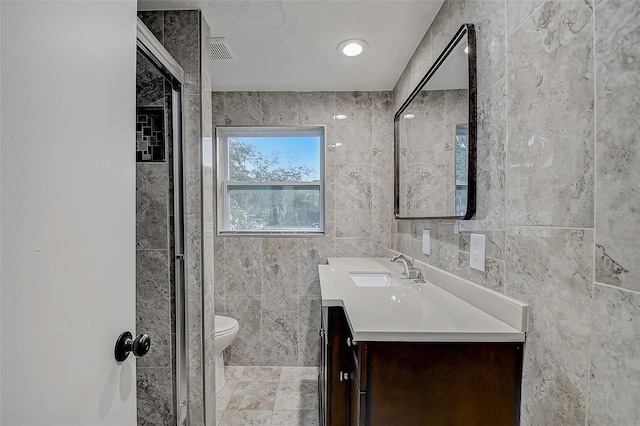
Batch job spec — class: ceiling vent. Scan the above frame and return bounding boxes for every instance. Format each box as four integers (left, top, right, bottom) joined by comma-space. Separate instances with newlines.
210, 38, 236, 61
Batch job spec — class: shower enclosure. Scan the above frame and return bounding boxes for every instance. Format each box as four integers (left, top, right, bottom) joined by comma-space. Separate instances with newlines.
136, 20, 188, 426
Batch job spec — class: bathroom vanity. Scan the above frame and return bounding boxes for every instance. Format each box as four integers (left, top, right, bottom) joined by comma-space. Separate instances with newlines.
318, 255, 528, 426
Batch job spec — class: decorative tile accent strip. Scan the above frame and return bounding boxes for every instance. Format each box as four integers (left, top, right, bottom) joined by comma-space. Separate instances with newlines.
136, 107, 165, 162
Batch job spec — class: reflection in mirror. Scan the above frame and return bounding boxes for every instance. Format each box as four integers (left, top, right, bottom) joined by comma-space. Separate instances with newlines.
455, 123, 469, 215
394, 24, 476, 219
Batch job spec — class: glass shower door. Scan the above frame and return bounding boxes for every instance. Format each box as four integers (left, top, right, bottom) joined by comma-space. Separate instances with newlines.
135, 35, 188, 426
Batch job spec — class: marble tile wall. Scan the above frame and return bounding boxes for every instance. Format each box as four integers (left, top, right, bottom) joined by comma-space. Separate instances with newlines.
138, 10, 212, 426
589, 0, 640, 423
212, 91, 394, 367
391, 0, 640, 424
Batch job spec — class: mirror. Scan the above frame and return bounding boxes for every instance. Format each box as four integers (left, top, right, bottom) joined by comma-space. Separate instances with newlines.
394, 24, 476, 220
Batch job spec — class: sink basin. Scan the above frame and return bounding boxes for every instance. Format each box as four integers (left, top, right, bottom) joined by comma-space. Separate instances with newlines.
350, 273, 408, 287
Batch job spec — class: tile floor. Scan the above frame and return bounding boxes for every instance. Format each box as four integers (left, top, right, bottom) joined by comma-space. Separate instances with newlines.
216, 366, 320, 426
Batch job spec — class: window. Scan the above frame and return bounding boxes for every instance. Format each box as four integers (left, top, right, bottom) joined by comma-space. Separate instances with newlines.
216, 126, 325, 235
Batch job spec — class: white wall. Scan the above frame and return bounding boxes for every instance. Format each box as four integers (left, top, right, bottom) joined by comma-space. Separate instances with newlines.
0, 2, 3, 420
1, 1, 137, 424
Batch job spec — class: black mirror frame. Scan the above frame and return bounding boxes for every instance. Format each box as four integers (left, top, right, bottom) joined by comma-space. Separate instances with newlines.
394, 23, 477, 220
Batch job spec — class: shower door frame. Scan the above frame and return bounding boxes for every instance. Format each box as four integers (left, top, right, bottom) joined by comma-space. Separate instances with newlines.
136, 18, 189, 426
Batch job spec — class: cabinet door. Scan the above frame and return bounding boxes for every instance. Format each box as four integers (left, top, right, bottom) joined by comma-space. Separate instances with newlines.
319, 309, 327, 426
325, 307, 351, 425
349, 372, 361, 426
366, 342, 523, 425
348, 354, 366, 426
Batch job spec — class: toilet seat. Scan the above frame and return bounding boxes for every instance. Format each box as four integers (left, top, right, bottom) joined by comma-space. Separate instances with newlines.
215, 315, 239, 337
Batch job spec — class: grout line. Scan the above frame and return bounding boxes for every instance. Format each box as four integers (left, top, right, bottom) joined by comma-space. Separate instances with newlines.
505, 224, 596, 231
297, 233, 302, 366
507, 0, 548, 38
504, 0, 511, 296
593, 281, 640, 296
478, 75, 506, 99
584, 283, 596, 426
586, 3, 599, 423
136, 366, 174, 370
259, 235, 264, 365
371, 91, 375, 255
591, 0, 600, 291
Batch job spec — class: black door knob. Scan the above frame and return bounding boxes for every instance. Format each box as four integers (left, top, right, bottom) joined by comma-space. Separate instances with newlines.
115, 331, 151, 362
132, 333, 151, 357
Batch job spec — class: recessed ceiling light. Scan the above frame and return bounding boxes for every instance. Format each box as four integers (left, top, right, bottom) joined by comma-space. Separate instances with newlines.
337, 39, 368, 57
333, 114, 347, 120
335, 142, 343, 147
404, 113, 415, 119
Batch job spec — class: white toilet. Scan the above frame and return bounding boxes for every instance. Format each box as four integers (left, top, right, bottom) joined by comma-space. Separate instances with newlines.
214, 315, 239, 393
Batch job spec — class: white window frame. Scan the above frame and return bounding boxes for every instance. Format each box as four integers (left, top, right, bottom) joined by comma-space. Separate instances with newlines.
216, 125, 325, 236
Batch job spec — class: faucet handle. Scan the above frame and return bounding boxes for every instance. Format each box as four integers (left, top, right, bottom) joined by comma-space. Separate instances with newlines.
406, 267, 423, 280
406, 268, 417, 279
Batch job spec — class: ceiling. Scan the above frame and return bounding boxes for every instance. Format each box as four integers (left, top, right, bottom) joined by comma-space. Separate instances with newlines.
137, 0, 444, 91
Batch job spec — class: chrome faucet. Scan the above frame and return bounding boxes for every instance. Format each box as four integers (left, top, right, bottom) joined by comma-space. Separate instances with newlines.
389, 254, 414, 277
389, 254, 426, 283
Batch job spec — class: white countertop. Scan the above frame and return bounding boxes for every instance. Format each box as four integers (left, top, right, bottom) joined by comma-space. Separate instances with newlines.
319, 257, 527, 343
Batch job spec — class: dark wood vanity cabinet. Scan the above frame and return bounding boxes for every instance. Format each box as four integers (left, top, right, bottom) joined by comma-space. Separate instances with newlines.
320, 306, 524, 426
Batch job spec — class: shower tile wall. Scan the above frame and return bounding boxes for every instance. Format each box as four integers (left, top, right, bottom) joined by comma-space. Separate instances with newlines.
138, 10, 214, 426
392, 0, 640, 424
212, 91, 394, 367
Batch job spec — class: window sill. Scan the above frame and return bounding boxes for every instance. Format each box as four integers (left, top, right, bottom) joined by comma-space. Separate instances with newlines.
217, 230, 325, 237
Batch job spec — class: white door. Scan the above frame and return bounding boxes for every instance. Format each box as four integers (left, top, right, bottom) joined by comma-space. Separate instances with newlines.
1, 1, 138, 424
